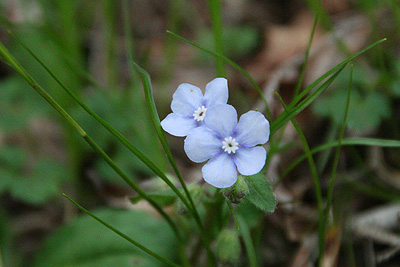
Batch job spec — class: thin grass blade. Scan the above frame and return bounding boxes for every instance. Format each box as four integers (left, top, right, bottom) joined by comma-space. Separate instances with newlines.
318, 65, 353, 262
63, 194, 182, 267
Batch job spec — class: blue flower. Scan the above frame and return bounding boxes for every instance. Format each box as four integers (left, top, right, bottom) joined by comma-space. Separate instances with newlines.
161, 78, 228, 137
184, 104, 270, 188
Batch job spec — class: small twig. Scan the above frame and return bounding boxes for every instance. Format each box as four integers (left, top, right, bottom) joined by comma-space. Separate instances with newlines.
376, 246, 400, 264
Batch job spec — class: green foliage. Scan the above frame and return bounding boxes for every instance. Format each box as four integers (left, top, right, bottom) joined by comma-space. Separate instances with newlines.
0, 145, 68, 204
244, 173, 277, 213
236, 201, 264, 229
0, 206, 20, 267
130, 189, 178, 207
0, 76, 49, 133
196, 25, 260, 60
215, 229, 241, 265
33, 208, 178, 267
313, 65, 391, 132
313, 90, 390, 132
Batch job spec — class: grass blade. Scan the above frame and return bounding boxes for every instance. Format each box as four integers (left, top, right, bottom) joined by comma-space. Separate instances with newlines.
271, 65, 345, 134
131, 62, 217, 265
8, 30, 190, 226
208, 0, 226, 76
294, 13, 319, 97
280, 137, 400, 183
0, 41, 181, 241
289, 38, 386, 109
319, 65, 353, 262
274, 90, 323, 218
63, 194, 182, 267
167, 30, 272, 120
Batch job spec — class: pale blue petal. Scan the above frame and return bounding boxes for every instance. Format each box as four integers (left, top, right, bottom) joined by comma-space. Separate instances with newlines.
204, 104, 237, 138
235, 111, 270, 147
203, 78, 228, 107
171, 83, 204, 116
202, 153, 237, 188
184, 127, 221, 163
161, 113, 197, 137
234, 146, 266, 175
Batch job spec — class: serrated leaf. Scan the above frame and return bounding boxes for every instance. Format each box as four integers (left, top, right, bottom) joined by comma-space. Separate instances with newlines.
244, 173, 276, 213
33, 208, 178, 267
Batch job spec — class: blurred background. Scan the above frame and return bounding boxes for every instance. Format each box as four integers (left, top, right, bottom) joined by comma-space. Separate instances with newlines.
1, 0, 400, 266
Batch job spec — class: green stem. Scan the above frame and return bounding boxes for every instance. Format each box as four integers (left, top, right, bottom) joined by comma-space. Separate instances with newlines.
237, 215, 259, 267
208, 0, 226, 76
64, 194, 182, 267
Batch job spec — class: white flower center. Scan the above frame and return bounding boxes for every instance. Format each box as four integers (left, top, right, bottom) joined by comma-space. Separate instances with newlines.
193, 105, 207, 122
222, 137, 239, 154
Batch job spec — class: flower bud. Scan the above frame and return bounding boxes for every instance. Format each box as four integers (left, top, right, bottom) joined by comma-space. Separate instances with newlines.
215, 228, 241, 266
221, 175, 249, 204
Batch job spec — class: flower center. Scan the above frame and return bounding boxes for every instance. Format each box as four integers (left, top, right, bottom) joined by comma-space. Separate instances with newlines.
193, 105, 207, 122
222, 137, 239, 154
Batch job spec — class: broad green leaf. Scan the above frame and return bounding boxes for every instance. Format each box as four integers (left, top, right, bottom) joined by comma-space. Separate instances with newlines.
244, 173, 276, 213
0, 205, 21, 267
391, 80, 400, 97
313, 90, 390, 132
33, 208, 178, 267
9, 158, 69, 205
0, 146, 27, 169
0, 146, 27, 193
0, 76, 48, 133
67, 255, 156, 267
130, 189, 178, 206
0, 146, 67, 204
236, 201, 264, 229
197, 26, 259, 60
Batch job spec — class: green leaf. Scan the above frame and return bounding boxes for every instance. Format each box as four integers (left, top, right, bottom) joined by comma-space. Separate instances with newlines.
9, 158, 69, 205
130, 189, 178, 206
0, 146, 27, 193
0, 146, 68, 204
33, 208, 178, 267
236, 201, 264, 229
197, 26, 259, 60
0, 145, 27, 169
313, 90, 390, 132
0, 76, 48, 133
244, 173, 276, 213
